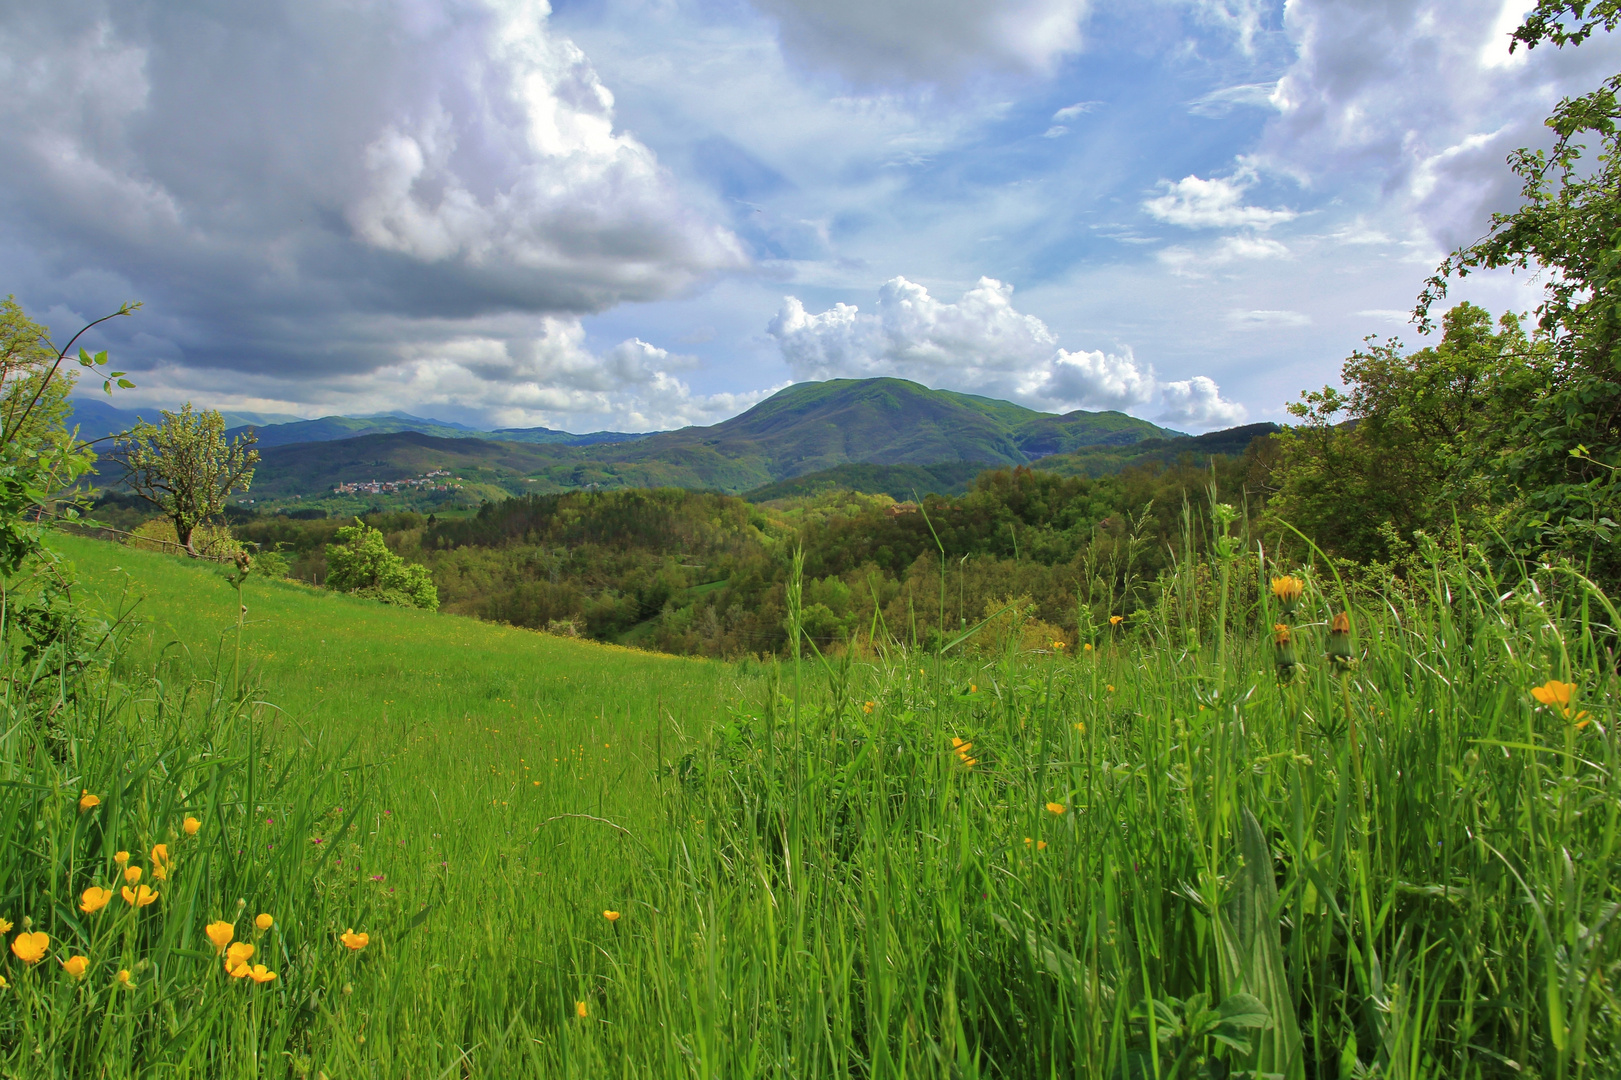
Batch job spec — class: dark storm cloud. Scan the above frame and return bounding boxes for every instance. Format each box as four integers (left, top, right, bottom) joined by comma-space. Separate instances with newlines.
0, 0, 744, 383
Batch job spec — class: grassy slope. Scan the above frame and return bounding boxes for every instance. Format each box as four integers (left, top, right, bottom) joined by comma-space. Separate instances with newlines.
24, 530, 1621, 1077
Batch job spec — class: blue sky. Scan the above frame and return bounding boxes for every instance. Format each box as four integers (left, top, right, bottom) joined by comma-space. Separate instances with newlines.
3, 0, 1614, 432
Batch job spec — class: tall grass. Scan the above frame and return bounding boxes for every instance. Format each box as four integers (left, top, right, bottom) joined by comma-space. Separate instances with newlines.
1, 531, 1616, 1077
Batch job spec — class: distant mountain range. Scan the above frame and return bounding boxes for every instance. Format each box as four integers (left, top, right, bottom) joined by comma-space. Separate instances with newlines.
65, 398, 647, 448
74, 379, 1276, 502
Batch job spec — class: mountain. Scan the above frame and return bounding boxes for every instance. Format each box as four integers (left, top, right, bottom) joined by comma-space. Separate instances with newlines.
1030, 422, 1283, 477
743, 462, 988, 503
247, 379, 1183, 499
68, 398, 304, 442
228, 413, 652, 448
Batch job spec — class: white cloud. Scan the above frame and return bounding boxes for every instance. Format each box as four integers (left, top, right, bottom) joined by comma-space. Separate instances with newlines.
1052, 101, 1102, 122
0, 0, 745, 385
768, 276, 1246, 429
749, 0, 1091, 83
112, 316, 776, 433
1225, 309, 1311, 329
1187, 82, 1280, 118
1259, 0, 1621, 250
1043, 125, 1071, 138
1144, 169, 1297, 229
1160, 376, 1249, 428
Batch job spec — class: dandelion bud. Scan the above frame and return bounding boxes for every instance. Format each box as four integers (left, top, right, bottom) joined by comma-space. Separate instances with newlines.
1327, 611, 1353, 668
1272, 623, 1297, 674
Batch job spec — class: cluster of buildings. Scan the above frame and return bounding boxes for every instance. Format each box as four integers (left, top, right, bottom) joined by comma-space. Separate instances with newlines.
333, 470, 459, 496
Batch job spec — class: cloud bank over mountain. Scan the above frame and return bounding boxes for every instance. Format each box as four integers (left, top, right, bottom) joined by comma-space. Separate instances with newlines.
769, 277, 1247, 429
0, 0, 743, 425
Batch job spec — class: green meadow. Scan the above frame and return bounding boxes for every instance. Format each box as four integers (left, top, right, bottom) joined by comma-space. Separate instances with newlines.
3, 530, 1619, 1077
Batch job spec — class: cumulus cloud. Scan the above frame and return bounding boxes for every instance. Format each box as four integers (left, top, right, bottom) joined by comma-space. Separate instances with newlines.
768, 276, 1246, 429
1259, 0, 1621, 249
1144, 169, 1297, 229
110, 316, 775, 434
749, 0, 1091, 84
1160, 376, 1248, 428
0, 0, 745, 393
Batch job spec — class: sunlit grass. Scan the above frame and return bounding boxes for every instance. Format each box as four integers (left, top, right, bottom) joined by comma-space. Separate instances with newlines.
2, 532, 1617, 1077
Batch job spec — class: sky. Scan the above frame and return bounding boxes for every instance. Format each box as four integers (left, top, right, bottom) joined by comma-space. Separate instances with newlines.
2, 0, 1616, 433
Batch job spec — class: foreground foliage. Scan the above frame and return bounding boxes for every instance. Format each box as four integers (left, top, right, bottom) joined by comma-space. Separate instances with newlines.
3, 531, 1615, 1077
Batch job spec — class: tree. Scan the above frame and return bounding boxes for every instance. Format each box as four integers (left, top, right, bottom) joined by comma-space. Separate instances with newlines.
1265, 303, 1545, 562
120, 404, 259, 556
1417, 1, 1621, 580
325, 519, 439, 610
0, 297, 138, 575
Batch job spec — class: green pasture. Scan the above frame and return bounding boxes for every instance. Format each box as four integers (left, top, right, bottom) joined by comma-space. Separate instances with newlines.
2, 531, 1618, 1077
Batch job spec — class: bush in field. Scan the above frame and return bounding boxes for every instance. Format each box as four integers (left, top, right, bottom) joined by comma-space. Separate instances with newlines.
325, 518, 438, 609
127, 516, 241, 559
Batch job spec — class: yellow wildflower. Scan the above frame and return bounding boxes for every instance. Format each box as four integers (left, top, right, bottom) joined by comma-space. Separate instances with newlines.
124, 866, 142, 886
576, 1000, 589, 1019
340, 929, 369, 951
1052, 640, 1065, 650
1109, 615, 1123, 626
11, 932, 48, 964
0, 974, 8, 988
80, 887, 113, 914
183, 817, 200, 836
116, 969, 134, 987
114, 851, 129, 866
78, 791, 100, 813
603, 911, 620, 923
206, 921, 235, 953
226, 942, 255, 976
255, 913, 274, 931
0, 917, 10, 933
1083, 643, 1093, 652
61, 956, 89, 980
1270, 575, 1304, 610
246, 964, 277, 984
1045, 802, 1066, 815
121, 885, 157, 907
1531, 679, 1575, 709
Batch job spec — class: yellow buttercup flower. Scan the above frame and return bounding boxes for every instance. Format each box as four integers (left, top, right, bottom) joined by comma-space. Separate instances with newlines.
246, 964, 277, 984
124, 866, 142, 886
114, 851, 129, 866
1532, 679, 1575, 708
78, 791, 100, 812
255, 913, 274, 931
0, 917, 13, 934
206, 921, 235, 953
1045, 802, 1066, 815
1109, 615, 1123, 626
1083, 643, 1093, 652
11, 932, 48, 964
603, 910, 621, 923
121, 885, 157, 907
340, 930, 369, 951
0, 974, 9, 988
183, 817, 201, 836
225, 942, 255, 977
116, 969, 134, 987
1052, 640, 1065, 650
61, 955, 89, 980
150, 845, 170, 881
80, 887, 113, 914
575, 1000, 589, 1019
